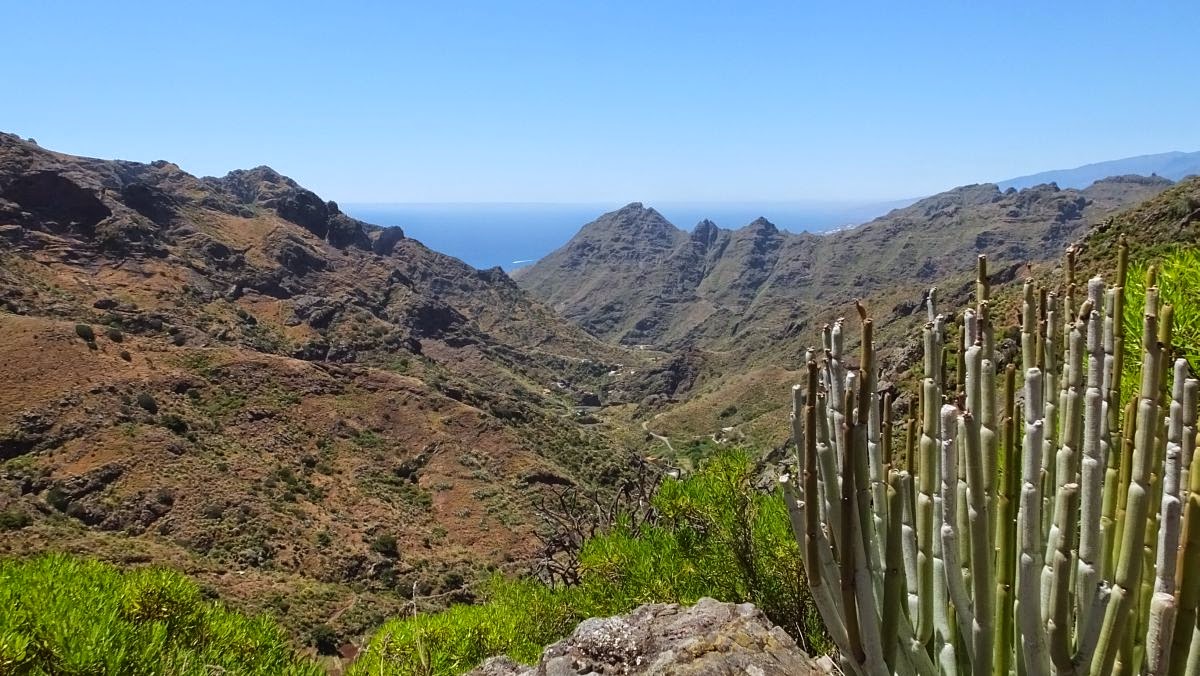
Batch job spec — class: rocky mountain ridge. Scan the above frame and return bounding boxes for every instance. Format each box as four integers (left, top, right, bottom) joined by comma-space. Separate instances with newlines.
514, 174, 1175, 453
0, 132, 667, 645
515, 177, 1171, 352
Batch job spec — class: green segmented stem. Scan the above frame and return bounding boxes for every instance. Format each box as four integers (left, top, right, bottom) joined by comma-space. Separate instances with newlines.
1041, 301, 1087, 651
851, 383, 889, 675
993, 364, 1018, 676
1078, 286, 1107, 652
861, 318, 887, 604
1113, 399, 1138, 577
787, 253, 1200, 676
1145, 360, 1190, 675
840, 389, 866, 668
883, 469, 905, 672
1168, 429, 1200, 676
1042, 290, 1062, 551
940, 405, 975, 667
1048, 481, 1081, 674
979, 304, 998, 548
1136, 305, 1176, 672
1022, 281, 1037, 376
1090, 287, 1164, 676
1019, 368, 1050, 674
916, 318, 942, 645
963, 407, 994, 675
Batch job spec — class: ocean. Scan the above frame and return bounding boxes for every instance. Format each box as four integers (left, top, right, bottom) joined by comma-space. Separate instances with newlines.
344, 200, 912, 271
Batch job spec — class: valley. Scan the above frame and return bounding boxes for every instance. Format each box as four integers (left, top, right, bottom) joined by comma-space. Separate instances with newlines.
1, 132, 1197, 671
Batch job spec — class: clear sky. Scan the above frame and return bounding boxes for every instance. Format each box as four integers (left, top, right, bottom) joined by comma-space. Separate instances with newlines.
7, 1, 1198, 202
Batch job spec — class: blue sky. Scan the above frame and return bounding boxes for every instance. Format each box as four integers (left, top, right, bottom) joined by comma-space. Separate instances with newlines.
6, 1, 1198, 202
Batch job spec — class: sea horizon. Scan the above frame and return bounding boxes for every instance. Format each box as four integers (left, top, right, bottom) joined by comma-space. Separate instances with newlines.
345, 198, 914, 271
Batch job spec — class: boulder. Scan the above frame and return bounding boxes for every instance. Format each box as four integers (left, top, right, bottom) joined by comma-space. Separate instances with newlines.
469, 597, 834, 675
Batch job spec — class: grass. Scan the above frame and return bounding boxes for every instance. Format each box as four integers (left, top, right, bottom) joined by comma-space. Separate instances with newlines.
350, 449, 830, 675
0, 553, 321, 675
1120, 245, 1200, 403
349, 577, 581, 675
0, 508, 32, 532
173, 352, 218, 379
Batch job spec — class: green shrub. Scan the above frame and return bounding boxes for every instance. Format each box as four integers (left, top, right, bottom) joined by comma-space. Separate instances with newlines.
0, 553, 321, 674
1121, 246, 1200, 403
579, 450, 827, 648
159, 413, 189, 435
371, 533, 399, 558
45, 488, 69, 512
310, 623, 339, 655
316, 530, 333, 548
135, 392, 158, 413
349, 577, 581, 675
0, 508, 32, 531
74, 323, 95, 342
352, 450, 830, 675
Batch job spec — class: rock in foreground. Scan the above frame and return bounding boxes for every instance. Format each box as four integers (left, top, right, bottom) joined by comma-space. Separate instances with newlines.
469, 597, 834, 675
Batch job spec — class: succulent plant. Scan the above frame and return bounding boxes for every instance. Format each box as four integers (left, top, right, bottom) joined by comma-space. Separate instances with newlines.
782, 240, 1200, 675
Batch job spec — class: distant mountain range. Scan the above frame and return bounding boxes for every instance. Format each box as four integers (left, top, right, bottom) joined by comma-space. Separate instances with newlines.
998, 151, 1200, 190
513, 176, 1173, 352
346, 199, 917, 271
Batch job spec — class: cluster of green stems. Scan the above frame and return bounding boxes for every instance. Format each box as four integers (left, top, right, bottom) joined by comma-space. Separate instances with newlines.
782, 241, 1200, 675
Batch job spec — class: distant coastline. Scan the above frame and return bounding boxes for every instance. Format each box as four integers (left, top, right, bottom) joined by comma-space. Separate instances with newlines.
345, 199, 913, 271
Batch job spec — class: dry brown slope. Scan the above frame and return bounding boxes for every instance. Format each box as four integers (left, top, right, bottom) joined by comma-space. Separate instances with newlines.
0, 132, 660, 648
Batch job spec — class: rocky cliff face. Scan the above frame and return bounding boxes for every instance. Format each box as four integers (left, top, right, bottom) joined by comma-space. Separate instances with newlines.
516, 178, 1172, 352
514, 175, 1173, 451
0, 132, 652, 643
470, 598, 834, 675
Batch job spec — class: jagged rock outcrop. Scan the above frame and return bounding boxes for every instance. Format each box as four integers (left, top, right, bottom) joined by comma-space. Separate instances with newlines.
470, 598, 834, 675
516, 180, 1172, 353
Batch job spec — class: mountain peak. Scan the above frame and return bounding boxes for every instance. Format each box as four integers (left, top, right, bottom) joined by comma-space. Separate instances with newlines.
744, 216, 777, 232
574, 203, 679, 244
691, 219, 723, 249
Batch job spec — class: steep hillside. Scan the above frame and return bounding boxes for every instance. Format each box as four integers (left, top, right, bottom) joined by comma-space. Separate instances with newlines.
0, 133, 656, 646
517, 177, 1171, 353
516, 176, 1173, 455
1077, 175, 1200, 267
998, 151, 1200, 190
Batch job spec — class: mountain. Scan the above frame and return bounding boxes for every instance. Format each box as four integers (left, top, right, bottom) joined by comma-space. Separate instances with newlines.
1079, 174, 1200, 269
998, 151, 1200, 191
0, 133, 661, 643
515, 177, 1172, 353
514, 176, 1174, 451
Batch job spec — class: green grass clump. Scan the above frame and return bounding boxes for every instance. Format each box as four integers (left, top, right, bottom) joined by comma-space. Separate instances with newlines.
352, 449, 830, 675
579, 451, 826, 648
348, 577, 581, 676
0, 553, 321, 675
0, 508, 32, 531
1121, 246, 1200, 403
